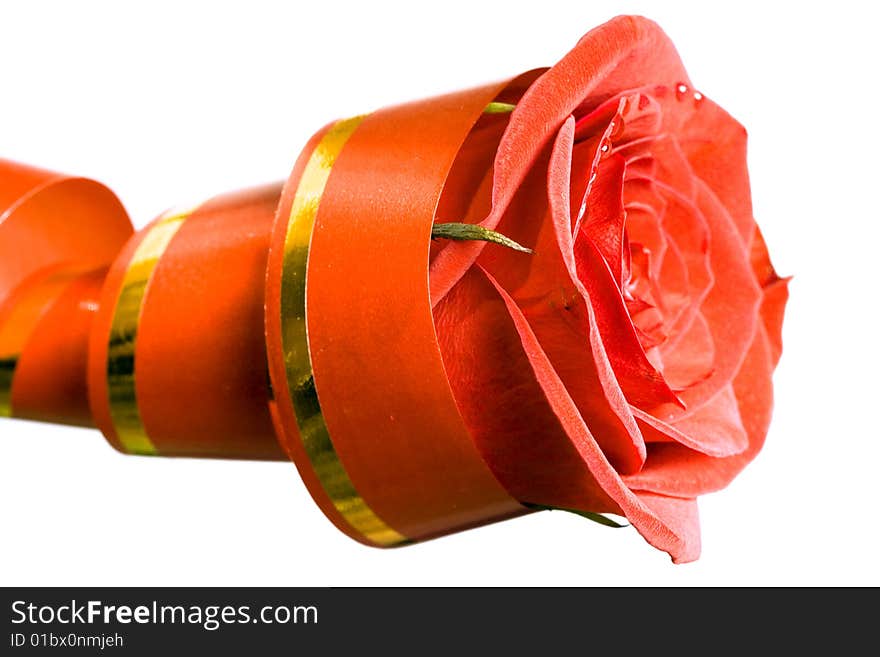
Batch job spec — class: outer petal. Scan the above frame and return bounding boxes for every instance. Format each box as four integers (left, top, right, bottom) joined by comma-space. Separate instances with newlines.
430, 114, 508, 306
435, 268, 619, 513
675, 95, 754, 243
749, 225, 790, 365
431, 16, 691, 305
635, 492, 701, 564
429, 69, 547, 306
490, 16, 690, 225
760, 278, 789, 367
482, 267, 697, 563
632, 383, 748, 458
479, 129, 646, 474
624, 323, 775, 497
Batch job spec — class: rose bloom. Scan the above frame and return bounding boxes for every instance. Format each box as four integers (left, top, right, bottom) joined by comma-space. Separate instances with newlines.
430, 15, 788, 562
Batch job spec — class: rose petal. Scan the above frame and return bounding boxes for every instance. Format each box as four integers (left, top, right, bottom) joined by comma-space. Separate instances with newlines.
676, 95, 754, 243
577, 152, 627, 282
430, 16, 691, 306
632, 383, 749, 458
634, 492, 701, 564
481, 266, 695, 563
649, 130, 699, 201
429, 116, 507, 306
672, 182, 763, 413
660, 311, 715, 390
624, 324, 775, 497
491, 17, 690, 223
574, 91, 663, 145
760, 278, 790, 367
632, 137, 714, 347
624, 84, 752, 247
653, 230, 691, 325
624, 178, 668, 279
749, 224, 782, 287
574, 229, 683, 410
749, 224, 790, 365
433, 113, 508, 244
435, 268, 619, 513
568, 138, 598, 230
480, 129, 646, 474
429, 69, 547, 307
548, 120, 680, 411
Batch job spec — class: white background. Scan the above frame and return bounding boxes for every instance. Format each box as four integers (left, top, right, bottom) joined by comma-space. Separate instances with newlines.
1, 1, 877, 586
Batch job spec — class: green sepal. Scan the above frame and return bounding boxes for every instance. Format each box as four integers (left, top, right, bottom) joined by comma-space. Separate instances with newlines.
483, 101, 517, 114
523, 503, 628, 528
431, 222, 533, 254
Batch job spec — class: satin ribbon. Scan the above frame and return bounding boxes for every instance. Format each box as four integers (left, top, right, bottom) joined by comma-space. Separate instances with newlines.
0, 267, 78, 417
105, 208, 192, 455
89, 185, 287, 460
0, 159, 133, 425
2, 73, 544, 547
279, 115, 407, 546
267, 77, 541, 545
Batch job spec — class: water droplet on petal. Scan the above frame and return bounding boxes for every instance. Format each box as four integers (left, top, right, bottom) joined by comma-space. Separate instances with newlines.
676, 83, 688, 99
693, 91, 704, 102
608, 118, 625, 140
600, 143, 609, 154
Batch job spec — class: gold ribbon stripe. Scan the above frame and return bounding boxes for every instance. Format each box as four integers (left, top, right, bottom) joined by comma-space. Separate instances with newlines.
0, 358, 13, 417
106, 209, 190, 455
281, 117, 407, 547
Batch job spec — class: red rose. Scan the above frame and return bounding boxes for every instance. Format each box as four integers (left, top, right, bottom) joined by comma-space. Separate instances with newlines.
429, 15, 789, 562
0, 14, 788, 565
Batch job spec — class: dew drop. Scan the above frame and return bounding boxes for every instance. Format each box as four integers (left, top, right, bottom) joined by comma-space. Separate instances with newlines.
608, 118, 625, 139
676, 83, 688, 100
600, 143, 609, 154
693, 91, 704, 102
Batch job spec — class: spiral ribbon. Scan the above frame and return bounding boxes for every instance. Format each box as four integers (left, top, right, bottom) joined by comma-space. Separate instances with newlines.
0, 73, 544, 543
